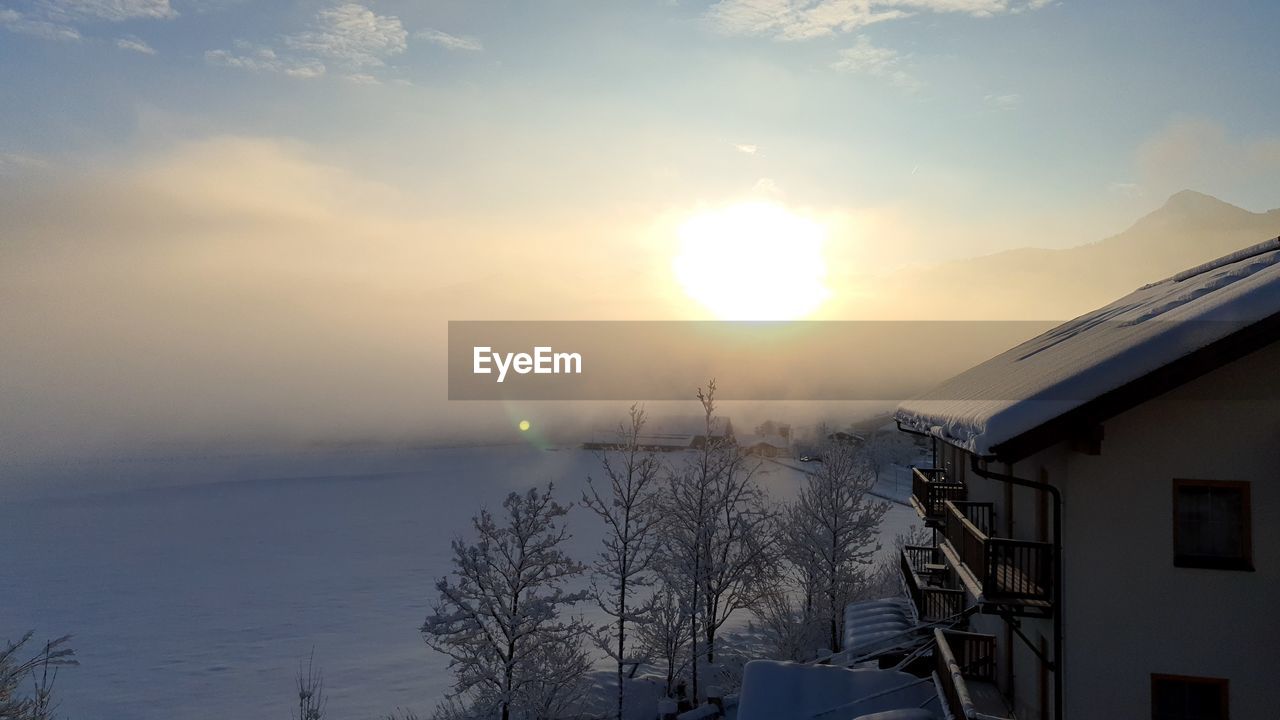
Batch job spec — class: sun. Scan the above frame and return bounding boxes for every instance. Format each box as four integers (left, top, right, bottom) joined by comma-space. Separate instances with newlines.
673, 202, 830, 320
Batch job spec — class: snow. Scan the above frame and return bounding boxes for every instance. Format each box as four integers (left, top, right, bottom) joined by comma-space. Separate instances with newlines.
897, 237, 1280, 456
735, 660, 939, 720
0, 442, 920, 719
841, 599, 917, 659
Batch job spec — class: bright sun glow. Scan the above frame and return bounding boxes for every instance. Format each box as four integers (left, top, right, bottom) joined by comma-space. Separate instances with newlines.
674, 202, 830, 320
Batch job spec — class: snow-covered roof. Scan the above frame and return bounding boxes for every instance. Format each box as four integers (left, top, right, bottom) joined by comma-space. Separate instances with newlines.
897, 237, 1280, 458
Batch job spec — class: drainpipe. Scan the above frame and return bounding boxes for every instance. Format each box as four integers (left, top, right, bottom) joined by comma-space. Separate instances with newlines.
969, 454, 1064, 720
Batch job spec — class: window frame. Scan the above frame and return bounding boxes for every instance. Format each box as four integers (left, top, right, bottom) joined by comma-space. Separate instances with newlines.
1151, 673, 1229, 720
1171, 479, 1253, 571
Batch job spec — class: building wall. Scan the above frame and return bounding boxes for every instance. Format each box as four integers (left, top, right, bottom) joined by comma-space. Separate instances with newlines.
1041, 341, 1280, 719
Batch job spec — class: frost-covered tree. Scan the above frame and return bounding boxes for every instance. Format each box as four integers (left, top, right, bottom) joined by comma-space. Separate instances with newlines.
633, 587, 691, 697
0, 632, 76, 720
656, 381, 774, 701
581, 404, 663, 720
785, 438, 888, 652
421, 484, 589, 720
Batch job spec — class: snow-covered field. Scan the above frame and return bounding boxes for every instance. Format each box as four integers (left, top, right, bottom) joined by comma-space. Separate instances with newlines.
0, 443, 920, 720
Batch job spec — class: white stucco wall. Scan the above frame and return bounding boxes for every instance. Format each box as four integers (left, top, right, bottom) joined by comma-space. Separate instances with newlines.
1033, 340, 1280, 719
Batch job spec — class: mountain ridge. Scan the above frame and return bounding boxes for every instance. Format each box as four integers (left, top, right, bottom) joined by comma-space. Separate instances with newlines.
848, 190, 1280, 320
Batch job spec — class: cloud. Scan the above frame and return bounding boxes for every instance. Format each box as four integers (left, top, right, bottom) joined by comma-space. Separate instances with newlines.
1107, 182, 1143, 198
37, 0, 176, 22
752, 177, 782, 196
0, 151, 51, 174
734, 143, 759, 155
2, 1, 176, 42
0, 9, 81, 41
705, 0, 1049, 41
284, 2, 407, 67
1135, 118, 1280, 200
830, 35, 920, 89
984, 92, 1021, 110
115, 35, 156, 54
208, 3, 408, 81
205, 43, 326, 78
415, 28, 483, 52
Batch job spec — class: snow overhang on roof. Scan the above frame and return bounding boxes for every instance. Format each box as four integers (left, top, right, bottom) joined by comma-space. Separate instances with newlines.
896, 237, 1280, 459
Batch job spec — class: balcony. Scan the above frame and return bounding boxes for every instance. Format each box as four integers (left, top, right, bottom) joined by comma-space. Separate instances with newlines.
909, 467, 968, 527
934, 628, 1014, 720
940, 500, 1054, 611
900, 545, 966, 623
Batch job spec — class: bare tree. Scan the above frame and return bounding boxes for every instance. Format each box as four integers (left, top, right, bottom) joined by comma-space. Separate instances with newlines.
421, 484, 589, 720
786, 437, 888, 652
296, 649, 325, 720
656, 381, 775, 702
0, 632, 77, 720
581, 404, 663, 720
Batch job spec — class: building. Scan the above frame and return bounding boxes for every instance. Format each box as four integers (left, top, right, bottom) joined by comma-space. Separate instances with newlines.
583, 415, 734, 451
892, 237, 1280, 719
736, 432, 792, 458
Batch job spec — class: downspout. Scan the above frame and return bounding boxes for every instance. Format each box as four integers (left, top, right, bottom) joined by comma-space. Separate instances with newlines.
969, 454, 1064, 720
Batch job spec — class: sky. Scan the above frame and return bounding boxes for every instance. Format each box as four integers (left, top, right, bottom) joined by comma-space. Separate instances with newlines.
3, 0, 1280, 458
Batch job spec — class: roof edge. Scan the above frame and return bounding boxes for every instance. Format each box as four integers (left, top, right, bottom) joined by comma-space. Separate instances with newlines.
987, 308, 1280, 462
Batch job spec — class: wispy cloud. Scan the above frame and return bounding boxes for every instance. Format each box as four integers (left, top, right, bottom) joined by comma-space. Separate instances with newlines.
830, 36, 920, 90
0, 9, 80, 41
984, 92, 1021, 110
415, 28, 483, 52
1107, 181, 1143, 198
0, 151, 50, 174
283, 3, 407, 68
734, 143, 759, 155
706, 0, 1050, 41
205, 42, 326, 78
116, 35, 156, 54
207, 3, 407, 80
39, 0, 176, 22
2, 1, 176, 42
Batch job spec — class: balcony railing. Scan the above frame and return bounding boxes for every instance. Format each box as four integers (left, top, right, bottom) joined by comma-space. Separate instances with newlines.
910, 467, 968, 525
934, 628, 1010, 720
900, 546, 966, 622
942, 500, 1053, 604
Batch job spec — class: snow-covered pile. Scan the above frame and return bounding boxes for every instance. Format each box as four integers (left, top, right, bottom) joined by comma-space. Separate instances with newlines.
736, 660, 939, 720
897, 237, 1280, 456
841, 599, 917, 659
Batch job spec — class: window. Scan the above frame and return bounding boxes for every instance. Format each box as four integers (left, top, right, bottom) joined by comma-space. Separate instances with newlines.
1172, 480, 1252, 571
1152, 674, 1229, 720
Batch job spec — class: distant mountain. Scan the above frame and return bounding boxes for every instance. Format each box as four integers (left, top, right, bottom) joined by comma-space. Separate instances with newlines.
852, 190, 1280, 320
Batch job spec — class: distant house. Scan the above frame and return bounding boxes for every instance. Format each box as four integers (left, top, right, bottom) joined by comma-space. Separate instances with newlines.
735, 432, 791, 458
888, 237, 1280, 720
826, 430, 866, 447
583, 415, 733, 452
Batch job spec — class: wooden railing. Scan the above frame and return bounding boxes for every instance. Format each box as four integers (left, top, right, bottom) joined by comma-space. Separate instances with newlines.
900, 546, 966, 622
934, 628, 1002, 720
943, 500, 1053, 603
911, 467, 968, 522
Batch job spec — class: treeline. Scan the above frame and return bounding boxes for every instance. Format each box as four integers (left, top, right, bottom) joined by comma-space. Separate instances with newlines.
421, 382, 896, 720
